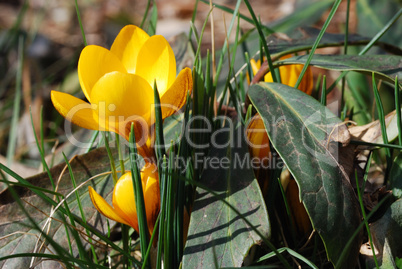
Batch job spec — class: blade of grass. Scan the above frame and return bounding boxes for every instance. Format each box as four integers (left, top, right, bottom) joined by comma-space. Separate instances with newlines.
200, 0, 274, 33
256, 247, 318, 269
294, 0, 343, 89
175, 95, 192, 264
372, 73, 392, 180
243, 0, 277, 83
164, 148, 176, 268
156, 155, 168, 269
213, 0, 242, 87
30, 108, 54, 189
6, 36, 24, 173
73, 0, 87, 46
153, 81, 166, 162
277, 177, 297, 246
142, 214, 160, 269
0, 0, 27, 53
116, 135, 125, 175
62, 153, 98, 264
395, 77, 402, 145
1, 178, 81, 267
327, 8, 402, 94
188, 0, 200, 41
85, 131, 99, 153
0, 163, 141, 266
320, 75, 327, 106
355, 155, 379, 267
335, 191, 391, 267
140, 0, 153, 29
340, 0, 351, 111
101, 132, 118, 184
129, 123, 150, 268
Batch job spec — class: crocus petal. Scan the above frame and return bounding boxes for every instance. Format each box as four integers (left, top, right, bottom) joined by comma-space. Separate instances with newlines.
160, 67, 192, 119
298, 65, 314, 95
78, 45, 127, 102
247, 114, 270, 162
110, 25, 150, 74
113, 165, 160, 234
88, 186, 132, 227
112, 173, 139, 231
250, 58, 260, 76
51, 90, 99, 130
135, 35, 176, 94
89, 71, 154, 136
286, 179, 312, 235
140, 163, 160, 233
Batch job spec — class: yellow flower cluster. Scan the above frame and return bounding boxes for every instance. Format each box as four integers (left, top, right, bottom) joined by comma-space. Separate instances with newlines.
52, 25, 192, 235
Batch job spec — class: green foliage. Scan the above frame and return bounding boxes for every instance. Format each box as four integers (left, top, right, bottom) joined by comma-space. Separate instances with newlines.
1, 0, 402, 268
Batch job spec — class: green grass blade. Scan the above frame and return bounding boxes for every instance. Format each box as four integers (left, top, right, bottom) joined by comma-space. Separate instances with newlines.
294, 0, 342, 89
213, 0, 242, 86
157, 155, 168, 269
140, 0, 153, 29
327, 8, 402, 93
354, 155, 379, 267
153, 81, 166, 161
320, 75, 327, 106
73, 0, 87, 46
30, 108, 54, 190
116, 135, 125, 175
129, 123, 150, 268
200, 0, 274, 33
85, 131, 99, 153
335, 189, 391, 267
372, 73, 392, 178
256, 247, 318, 269
142, 214, 160, 269
6, 36, 24, 173
340, 0, 351, 109
101, 132, 118, 184
243, 0, 277, 83
62, 153, 98, 264
395, 77, 402, 145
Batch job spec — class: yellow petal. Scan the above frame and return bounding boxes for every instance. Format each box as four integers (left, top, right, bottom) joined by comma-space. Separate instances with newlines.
51, 90, 99, 130
112, 173, 139, 231
250, 58, 261, 76
89, 71, 154, 137
135, 35, 176, 94
264, 54, 313, 95
246, 114, 270, 162
88, 186, 131, 227
298, 65, 314, 95
286, 179, 312, 235
141, 163, 160, 233
110, 25, 150, 74
159, 67, 193, 119
113, 165, 160, 234
78, 45, 126, 102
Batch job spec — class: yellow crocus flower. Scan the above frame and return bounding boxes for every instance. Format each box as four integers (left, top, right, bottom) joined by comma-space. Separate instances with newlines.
250, 54, 313, 95
88, 163, 160, 235
51, 25, 192, 158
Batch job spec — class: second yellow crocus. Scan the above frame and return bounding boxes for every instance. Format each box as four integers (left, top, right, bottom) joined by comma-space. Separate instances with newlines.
88, 163, 160, 235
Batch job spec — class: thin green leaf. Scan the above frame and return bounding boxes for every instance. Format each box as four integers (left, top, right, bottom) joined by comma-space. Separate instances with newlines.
129, 124, 149, 268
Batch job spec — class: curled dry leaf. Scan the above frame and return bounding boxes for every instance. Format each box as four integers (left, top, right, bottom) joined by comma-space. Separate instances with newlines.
348, 110, 399, 144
